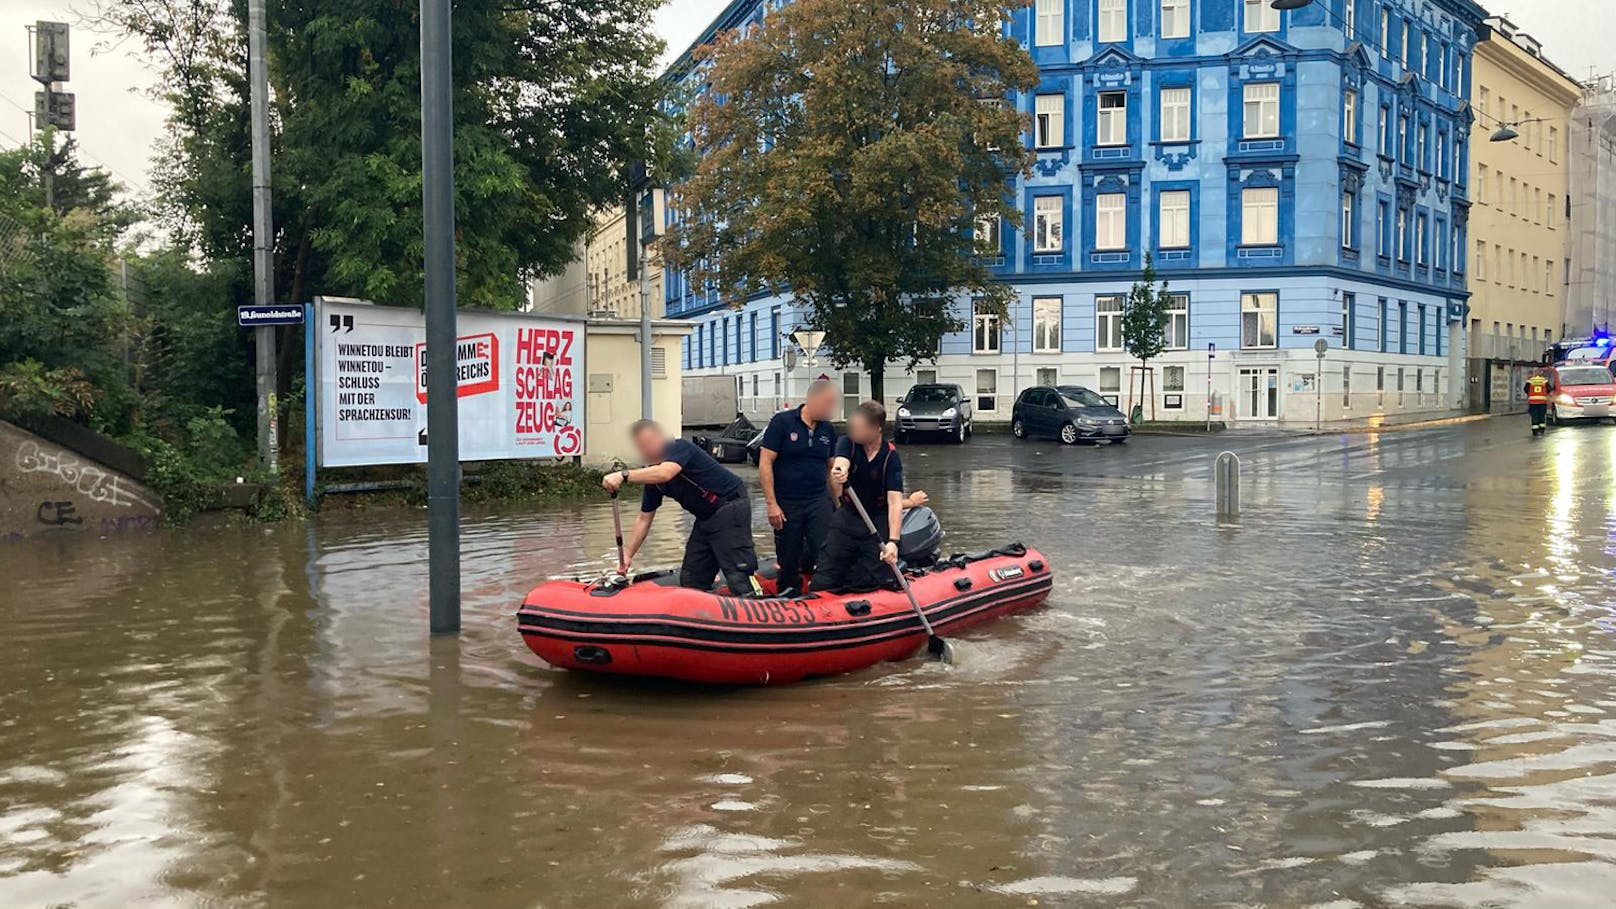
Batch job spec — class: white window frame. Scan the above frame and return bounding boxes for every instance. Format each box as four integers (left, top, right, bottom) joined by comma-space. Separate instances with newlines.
1341, 190, 1355, 249
1160, 87, 1191, 142
1096, 295, 1125, 352
1095, 192, 1127, 250
1098, 92, 1127, 146
975, 214, 1001, 255
1243, 83, 1280, 138
1159, 190, 1191, 249
1165, 293, 1189, 350
1241, 186, 1279, 246
1033, 196, 1064, 252
1032, 297, 1062, 353
1343, 89, 1358, 143
1160, 0, 1189, 39
975, 368, 1000, 413
972, 305, 1001, 354
1098, 0, 1127, 43
1034, 93, 1064, 149
1241, 292, 1278, 349
1163, 365, 1186, 393
1035, 0, 1064, 46
1244, 0, 1280, 33
1395, 208, 1407, 262
1415, 211, 1428, 265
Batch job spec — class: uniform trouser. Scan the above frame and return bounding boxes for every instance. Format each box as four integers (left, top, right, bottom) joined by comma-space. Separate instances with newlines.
773, 495, 831, 594
1529, 402, 1548, 427
679, 494, 759, 594
809, 506, 895, 595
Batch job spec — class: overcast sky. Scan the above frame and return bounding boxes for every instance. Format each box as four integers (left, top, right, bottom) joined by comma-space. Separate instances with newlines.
2, 0, 1612, 203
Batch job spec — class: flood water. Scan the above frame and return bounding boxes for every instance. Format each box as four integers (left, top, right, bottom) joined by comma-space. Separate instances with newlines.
4, 422, 1616, 907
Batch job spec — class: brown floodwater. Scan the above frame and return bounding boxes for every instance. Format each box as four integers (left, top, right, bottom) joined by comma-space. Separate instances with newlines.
4, 424, 1616, 907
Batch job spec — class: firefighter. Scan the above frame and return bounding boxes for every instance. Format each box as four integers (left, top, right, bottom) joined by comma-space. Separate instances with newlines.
1524, 368, 1552, 436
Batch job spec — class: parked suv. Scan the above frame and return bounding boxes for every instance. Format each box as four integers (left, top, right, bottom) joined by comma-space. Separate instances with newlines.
895, 384, 973, 444
1012, 386, 1131, 445
1547, 364, 1616, 425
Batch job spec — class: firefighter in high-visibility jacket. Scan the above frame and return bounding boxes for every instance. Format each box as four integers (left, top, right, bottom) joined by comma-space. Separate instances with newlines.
1524, 370, 1553, 435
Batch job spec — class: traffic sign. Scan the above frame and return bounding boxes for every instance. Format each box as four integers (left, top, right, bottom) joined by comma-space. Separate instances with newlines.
32, 22, 69, 84
1314, 339, 1329, 356
238, 304, 306, 327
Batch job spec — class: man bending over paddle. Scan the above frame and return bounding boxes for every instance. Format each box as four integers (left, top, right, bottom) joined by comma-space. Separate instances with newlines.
602, 420, 761, 595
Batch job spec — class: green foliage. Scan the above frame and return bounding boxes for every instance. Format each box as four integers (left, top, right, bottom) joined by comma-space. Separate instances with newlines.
0, 360, 97, 421
464, 461, 605, 505
663, 0, 1038, 401
97, 0, 676, 310
1122, 254, 1171, 366
128, 407, 256, 522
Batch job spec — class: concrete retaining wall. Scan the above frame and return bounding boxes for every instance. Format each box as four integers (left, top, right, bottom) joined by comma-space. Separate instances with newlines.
1, 421, 162, 542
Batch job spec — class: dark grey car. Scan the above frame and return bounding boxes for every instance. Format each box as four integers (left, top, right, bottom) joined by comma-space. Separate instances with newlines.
1011, 385, 1131, 445
895, 383, 973, 444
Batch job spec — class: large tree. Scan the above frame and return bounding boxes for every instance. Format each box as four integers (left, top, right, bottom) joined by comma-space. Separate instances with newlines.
94, 0, 675, 310
663, 0, 1037, 402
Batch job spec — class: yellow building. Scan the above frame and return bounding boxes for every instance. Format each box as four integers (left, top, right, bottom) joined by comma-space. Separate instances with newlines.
1467, 16, 1581, 373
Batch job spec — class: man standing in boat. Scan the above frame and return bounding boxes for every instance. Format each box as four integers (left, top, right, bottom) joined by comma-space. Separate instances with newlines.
813, 400, 908, 594
757, 380, 839, 595
603, 420, 761, 595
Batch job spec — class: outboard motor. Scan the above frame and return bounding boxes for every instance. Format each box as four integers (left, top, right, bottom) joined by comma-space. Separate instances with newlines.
898, 506, 943, 567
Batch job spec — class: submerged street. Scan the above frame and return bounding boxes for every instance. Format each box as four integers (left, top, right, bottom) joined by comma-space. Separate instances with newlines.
4, 420, 1616, 907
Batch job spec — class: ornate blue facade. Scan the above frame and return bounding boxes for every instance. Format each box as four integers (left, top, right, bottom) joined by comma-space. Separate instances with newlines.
669, 0, 1488, 425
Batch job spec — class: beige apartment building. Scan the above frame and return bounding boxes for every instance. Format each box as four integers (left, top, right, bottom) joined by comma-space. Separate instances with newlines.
1467, 17, 1581, 374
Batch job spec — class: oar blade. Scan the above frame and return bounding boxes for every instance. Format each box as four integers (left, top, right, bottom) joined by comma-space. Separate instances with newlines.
928, 635, 955, 664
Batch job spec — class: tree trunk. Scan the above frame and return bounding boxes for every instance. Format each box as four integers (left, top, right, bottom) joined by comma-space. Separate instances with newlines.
868, 362, 885, 412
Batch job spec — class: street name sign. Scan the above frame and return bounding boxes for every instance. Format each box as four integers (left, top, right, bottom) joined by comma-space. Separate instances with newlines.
238, 305, 306, 327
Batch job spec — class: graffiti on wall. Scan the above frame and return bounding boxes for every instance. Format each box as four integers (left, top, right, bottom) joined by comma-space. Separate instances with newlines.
14, 440, 158, 511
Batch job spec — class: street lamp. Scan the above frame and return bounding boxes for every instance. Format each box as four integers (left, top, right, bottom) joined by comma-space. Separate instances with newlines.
1489, 124, 1521, 142
1270, 0, 1313, 10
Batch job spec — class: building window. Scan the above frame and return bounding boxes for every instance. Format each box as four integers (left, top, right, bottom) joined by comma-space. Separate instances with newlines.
1164, 365, 1186, 395
1159, 190, 1191, 248
770, 307, 781, 358
1343, 364, 1352, 408
1397, 300, 1408, 353
1341, 191, 1356, 249
1032, 297, 1062, 353
1416, 125, 1428, 170
1343, 89, 1358, 144
1098, 367, 1122, 402
1418, 303, 1428, 354
1034, 196, 1064, 252
1241, 186, 1279, 246
1035, 93, 1064, 149
1165, 293, 1189, 349
1379, 8, 1389, 51
1549, 126, 1559, 163
1548, 193, 1558, 228
1160, 0, 1189, 38
1095, 193, 1127, 250
1474, 239, 1486, 281
1243, 83, 1280, 138
1160, 87, 1191, 142
1098, 0, 1127, 43
1376, 201, 1388, 257
975, 214, 1001, 254
1398, 114, 1409, 158
914, 368, 938, 386
1477, 164, 1489, 203
1244, 0, 1279, 33
975, 368, 999, 412
1437, 130, 1449, 178
1241, 292, 1277, 349
1095, 295, 1124, 352
1395, 208, 1407, 261
1546, 260, 1556, 296
1036, 367, 1058, 386
973, 304, 1001, 354
1341, 292, 1355, 349
1035, 0, 1063, 46
1415, 212, 1428, 265
1098, 92, 1127, 146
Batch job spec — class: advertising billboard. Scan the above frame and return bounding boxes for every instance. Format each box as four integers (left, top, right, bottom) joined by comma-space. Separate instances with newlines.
316, 300, 585, 467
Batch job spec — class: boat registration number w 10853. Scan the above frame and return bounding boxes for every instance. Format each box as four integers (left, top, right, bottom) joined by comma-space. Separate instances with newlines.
718, 598, 819, 625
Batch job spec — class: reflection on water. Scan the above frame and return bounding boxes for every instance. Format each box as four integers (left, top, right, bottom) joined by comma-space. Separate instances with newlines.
2, 422, 1616, 906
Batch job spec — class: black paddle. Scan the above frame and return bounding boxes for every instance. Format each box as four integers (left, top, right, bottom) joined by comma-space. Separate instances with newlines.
843, 491, 955, 664
608, 488, 629, 585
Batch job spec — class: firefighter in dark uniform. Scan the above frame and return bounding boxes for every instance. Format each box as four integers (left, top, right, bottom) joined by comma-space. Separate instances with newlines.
812, 400, 907, 594
758, 380, 839, 594
1525, 369, 1552, 435
603, 420, 760, 594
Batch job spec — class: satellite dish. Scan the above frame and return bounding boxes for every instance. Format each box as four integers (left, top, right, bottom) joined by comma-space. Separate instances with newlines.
783, 348, 799, 370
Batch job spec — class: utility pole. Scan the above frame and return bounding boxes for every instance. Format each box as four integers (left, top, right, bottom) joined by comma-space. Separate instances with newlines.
1314, 339, 1329, 432
29, 21, 73, 213
625, 165, 662, 420
1206, 343, 1215, 432
247, 0, 278, 474
420, 0, 461, 634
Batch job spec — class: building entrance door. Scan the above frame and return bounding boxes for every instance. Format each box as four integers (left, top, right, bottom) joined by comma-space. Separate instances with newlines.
1239, 367, 1280, 420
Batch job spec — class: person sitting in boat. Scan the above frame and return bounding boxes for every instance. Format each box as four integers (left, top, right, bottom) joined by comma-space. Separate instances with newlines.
602, 420, 761, 596
811, 400, 911, 594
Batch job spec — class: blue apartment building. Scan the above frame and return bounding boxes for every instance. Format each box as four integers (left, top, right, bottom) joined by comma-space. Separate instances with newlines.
667, 0, 1487, 425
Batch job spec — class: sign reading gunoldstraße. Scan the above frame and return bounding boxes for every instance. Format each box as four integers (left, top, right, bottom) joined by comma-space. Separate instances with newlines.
315, 300, 585, 467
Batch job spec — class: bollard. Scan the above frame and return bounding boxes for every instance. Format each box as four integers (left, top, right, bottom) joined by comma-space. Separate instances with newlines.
1215, 451, 1241, 523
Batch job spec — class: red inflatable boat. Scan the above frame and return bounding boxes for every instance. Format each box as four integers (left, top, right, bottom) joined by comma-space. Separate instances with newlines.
517, 544, 1052, 685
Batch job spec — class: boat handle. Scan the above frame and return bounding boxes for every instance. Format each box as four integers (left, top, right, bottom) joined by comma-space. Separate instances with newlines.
844, 600, 872, 617
1028, 560, 1045, 572
573, 646, 612, 665
954, 578, 973, 591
